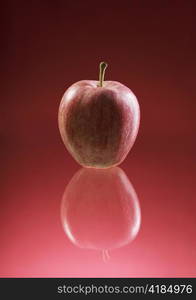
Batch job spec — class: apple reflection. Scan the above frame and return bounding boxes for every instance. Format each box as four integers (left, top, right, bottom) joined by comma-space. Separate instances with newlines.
61, 167, 141, 258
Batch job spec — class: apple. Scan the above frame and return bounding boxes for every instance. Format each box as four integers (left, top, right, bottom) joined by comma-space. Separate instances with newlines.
61, 167, 141, 255
58, 62, 140, 168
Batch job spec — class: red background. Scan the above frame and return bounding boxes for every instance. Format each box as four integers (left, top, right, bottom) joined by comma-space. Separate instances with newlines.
1, 0, 196, 277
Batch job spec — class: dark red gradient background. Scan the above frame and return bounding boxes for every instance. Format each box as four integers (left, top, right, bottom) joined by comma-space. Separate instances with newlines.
1, 1, 196, 277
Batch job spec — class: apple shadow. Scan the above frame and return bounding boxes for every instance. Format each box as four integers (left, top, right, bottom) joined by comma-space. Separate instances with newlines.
60, 167, 141, 260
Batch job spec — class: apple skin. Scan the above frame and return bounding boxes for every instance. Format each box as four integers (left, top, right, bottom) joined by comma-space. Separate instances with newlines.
58, 80, 140, 168
61, 167, 141, 251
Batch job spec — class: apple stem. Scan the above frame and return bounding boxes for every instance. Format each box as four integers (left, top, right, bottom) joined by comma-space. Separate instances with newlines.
99, 62, 108, 87
102, 249, 110, 262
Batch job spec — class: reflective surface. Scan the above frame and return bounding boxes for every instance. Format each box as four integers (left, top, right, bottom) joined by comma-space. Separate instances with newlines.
1, 152, 195, 277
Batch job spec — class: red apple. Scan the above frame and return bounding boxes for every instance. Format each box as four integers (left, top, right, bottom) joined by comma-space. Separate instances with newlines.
61, 167, 141, 252
58, 62, 140, 168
